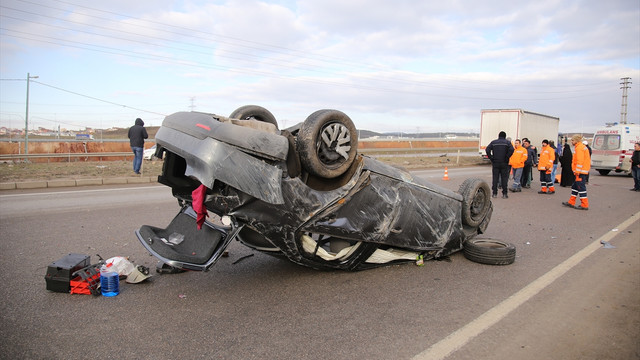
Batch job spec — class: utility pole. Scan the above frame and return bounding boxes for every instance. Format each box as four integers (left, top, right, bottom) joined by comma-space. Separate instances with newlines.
25, 72, 39, 156
620, 77, 631, 124
189, 97, 196, 111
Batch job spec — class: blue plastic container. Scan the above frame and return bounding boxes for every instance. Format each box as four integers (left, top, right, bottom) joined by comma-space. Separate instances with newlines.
100, 265, 119, 297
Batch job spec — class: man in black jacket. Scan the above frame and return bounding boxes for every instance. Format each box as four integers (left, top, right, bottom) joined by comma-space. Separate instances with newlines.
631, 142, 640, 191
127, 118, 148, 175
486, 131, 514, 198
521, 138, 537, 188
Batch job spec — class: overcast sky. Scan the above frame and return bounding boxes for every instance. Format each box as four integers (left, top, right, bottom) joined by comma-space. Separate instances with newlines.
1, 0, 638, 134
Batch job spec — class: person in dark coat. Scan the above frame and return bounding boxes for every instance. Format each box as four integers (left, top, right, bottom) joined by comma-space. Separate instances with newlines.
521, 138, 537, 188
485, 131, 514, 198
549, 140, 559, 183
127, 118, 148, 174
582, 140, 592, 184
559, 143, 574, 187
631, 142, 640, 191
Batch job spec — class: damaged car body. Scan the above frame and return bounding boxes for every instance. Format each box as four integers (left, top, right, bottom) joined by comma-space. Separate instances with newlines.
136, 106, 494, 271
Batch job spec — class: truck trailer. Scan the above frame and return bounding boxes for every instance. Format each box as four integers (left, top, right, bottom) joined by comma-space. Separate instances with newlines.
479, 109, 560, 160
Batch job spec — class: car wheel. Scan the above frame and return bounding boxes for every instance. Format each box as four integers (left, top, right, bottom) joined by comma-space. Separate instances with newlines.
296, 109, 358, 178
597, 169, 610, 176
463, 238, 516, 265
458, 178, 491, 227
229, 105, 279, 129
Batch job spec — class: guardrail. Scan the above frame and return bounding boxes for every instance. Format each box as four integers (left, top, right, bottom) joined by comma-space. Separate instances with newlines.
0, 152, 133, 161
2, 148, 481, 162
359, 147, 477, 154
0, 138, 134, 143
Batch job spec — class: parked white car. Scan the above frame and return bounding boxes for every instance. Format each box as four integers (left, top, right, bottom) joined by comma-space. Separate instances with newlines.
143, 145, 157, 160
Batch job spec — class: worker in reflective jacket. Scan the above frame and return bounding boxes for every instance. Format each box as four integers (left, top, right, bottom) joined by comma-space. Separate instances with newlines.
508, 139, 527, 192
537, 140, 556, 194
563, 134, 591, 210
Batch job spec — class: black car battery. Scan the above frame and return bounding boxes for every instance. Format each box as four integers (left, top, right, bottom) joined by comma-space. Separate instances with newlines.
45, 254, 91, 293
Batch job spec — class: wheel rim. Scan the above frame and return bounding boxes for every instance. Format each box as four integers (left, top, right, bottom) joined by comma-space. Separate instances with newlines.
316, 122, 352, 165
470, 187, 488, 219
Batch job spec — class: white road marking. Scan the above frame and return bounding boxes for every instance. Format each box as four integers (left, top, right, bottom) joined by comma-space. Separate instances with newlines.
412, 210, 640, 360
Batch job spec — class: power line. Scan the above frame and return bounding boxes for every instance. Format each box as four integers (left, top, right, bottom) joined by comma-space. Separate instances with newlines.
0, 17, 341, 76
42, 0, 369, 68
0, 31, 610, 102
3, 1, 614, 93
30, 80, 168, 117
45, 0, 616, 90
5, 1, 361, 71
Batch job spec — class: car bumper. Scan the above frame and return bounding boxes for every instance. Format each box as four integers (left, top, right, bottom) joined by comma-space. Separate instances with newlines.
155, 112, 290, 204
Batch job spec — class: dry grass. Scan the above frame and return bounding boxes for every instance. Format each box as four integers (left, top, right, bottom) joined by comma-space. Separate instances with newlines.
0, 160, 164, 182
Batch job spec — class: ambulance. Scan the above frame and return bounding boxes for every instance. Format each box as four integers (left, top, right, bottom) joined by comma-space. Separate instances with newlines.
591, 123, 640, 175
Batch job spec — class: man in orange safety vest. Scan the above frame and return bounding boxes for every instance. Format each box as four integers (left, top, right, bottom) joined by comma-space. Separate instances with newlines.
562, 134, 591, 210
537, 139, 556, 194
508, 139, 527, 192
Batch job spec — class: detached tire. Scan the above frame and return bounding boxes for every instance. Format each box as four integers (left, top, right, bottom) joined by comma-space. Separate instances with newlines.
229, 105, 279, 129
458, 178, 491, 227
464, 239, 516, 265
297, 109, 358, 178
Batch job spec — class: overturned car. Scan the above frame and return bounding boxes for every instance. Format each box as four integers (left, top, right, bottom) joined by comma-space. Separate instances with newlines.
136, 106, 502, 271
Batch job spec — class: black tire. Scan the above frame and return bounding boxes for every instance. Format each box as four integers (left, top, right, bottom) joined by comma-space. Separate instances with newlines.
229, 105, 278, 129
296, 109, 358, 178
458, 178, 491, 227
597, 169, 610, 176
463, 239, 516, 265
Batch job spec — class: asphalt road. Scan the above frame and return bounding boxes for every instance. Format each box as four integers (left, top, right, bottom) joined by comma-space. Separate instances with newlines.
0, 167, 638, 359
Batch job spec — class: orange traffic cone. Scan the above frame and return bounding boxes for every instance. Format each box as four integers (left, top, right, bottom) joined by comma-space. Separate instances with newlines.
442, 167, 450, 180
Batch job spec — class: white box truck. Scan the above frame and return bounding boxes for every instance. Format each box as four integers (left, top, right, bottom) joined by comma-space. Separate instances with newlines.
479, 109, 560, 159
591, 123, 640, 175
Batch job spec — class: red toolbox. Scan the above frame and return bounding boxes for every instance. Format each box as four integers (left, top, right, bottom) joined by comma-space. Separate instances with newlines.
70, 264, 101, 295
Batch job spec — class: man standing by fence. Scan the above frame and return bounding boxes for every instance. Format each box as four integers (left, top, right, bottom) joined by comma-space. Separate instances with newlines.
127, 118, 148, 175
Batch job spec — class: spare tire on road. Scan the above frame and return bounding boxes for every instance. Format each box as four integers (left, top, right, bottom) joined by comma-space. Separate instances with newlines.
463, 238, 516, 265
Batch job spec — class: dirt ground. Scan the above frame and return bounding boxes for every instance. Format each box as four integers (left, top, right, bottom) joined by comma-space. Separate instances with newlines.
0, 155, 486, 183
0, 160, 165, 182
374, 154, 485, 170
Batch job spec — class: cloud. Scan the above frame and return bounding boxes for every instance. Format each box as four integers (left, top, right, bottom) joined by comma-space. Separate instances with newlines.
0, 0, 638, 133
